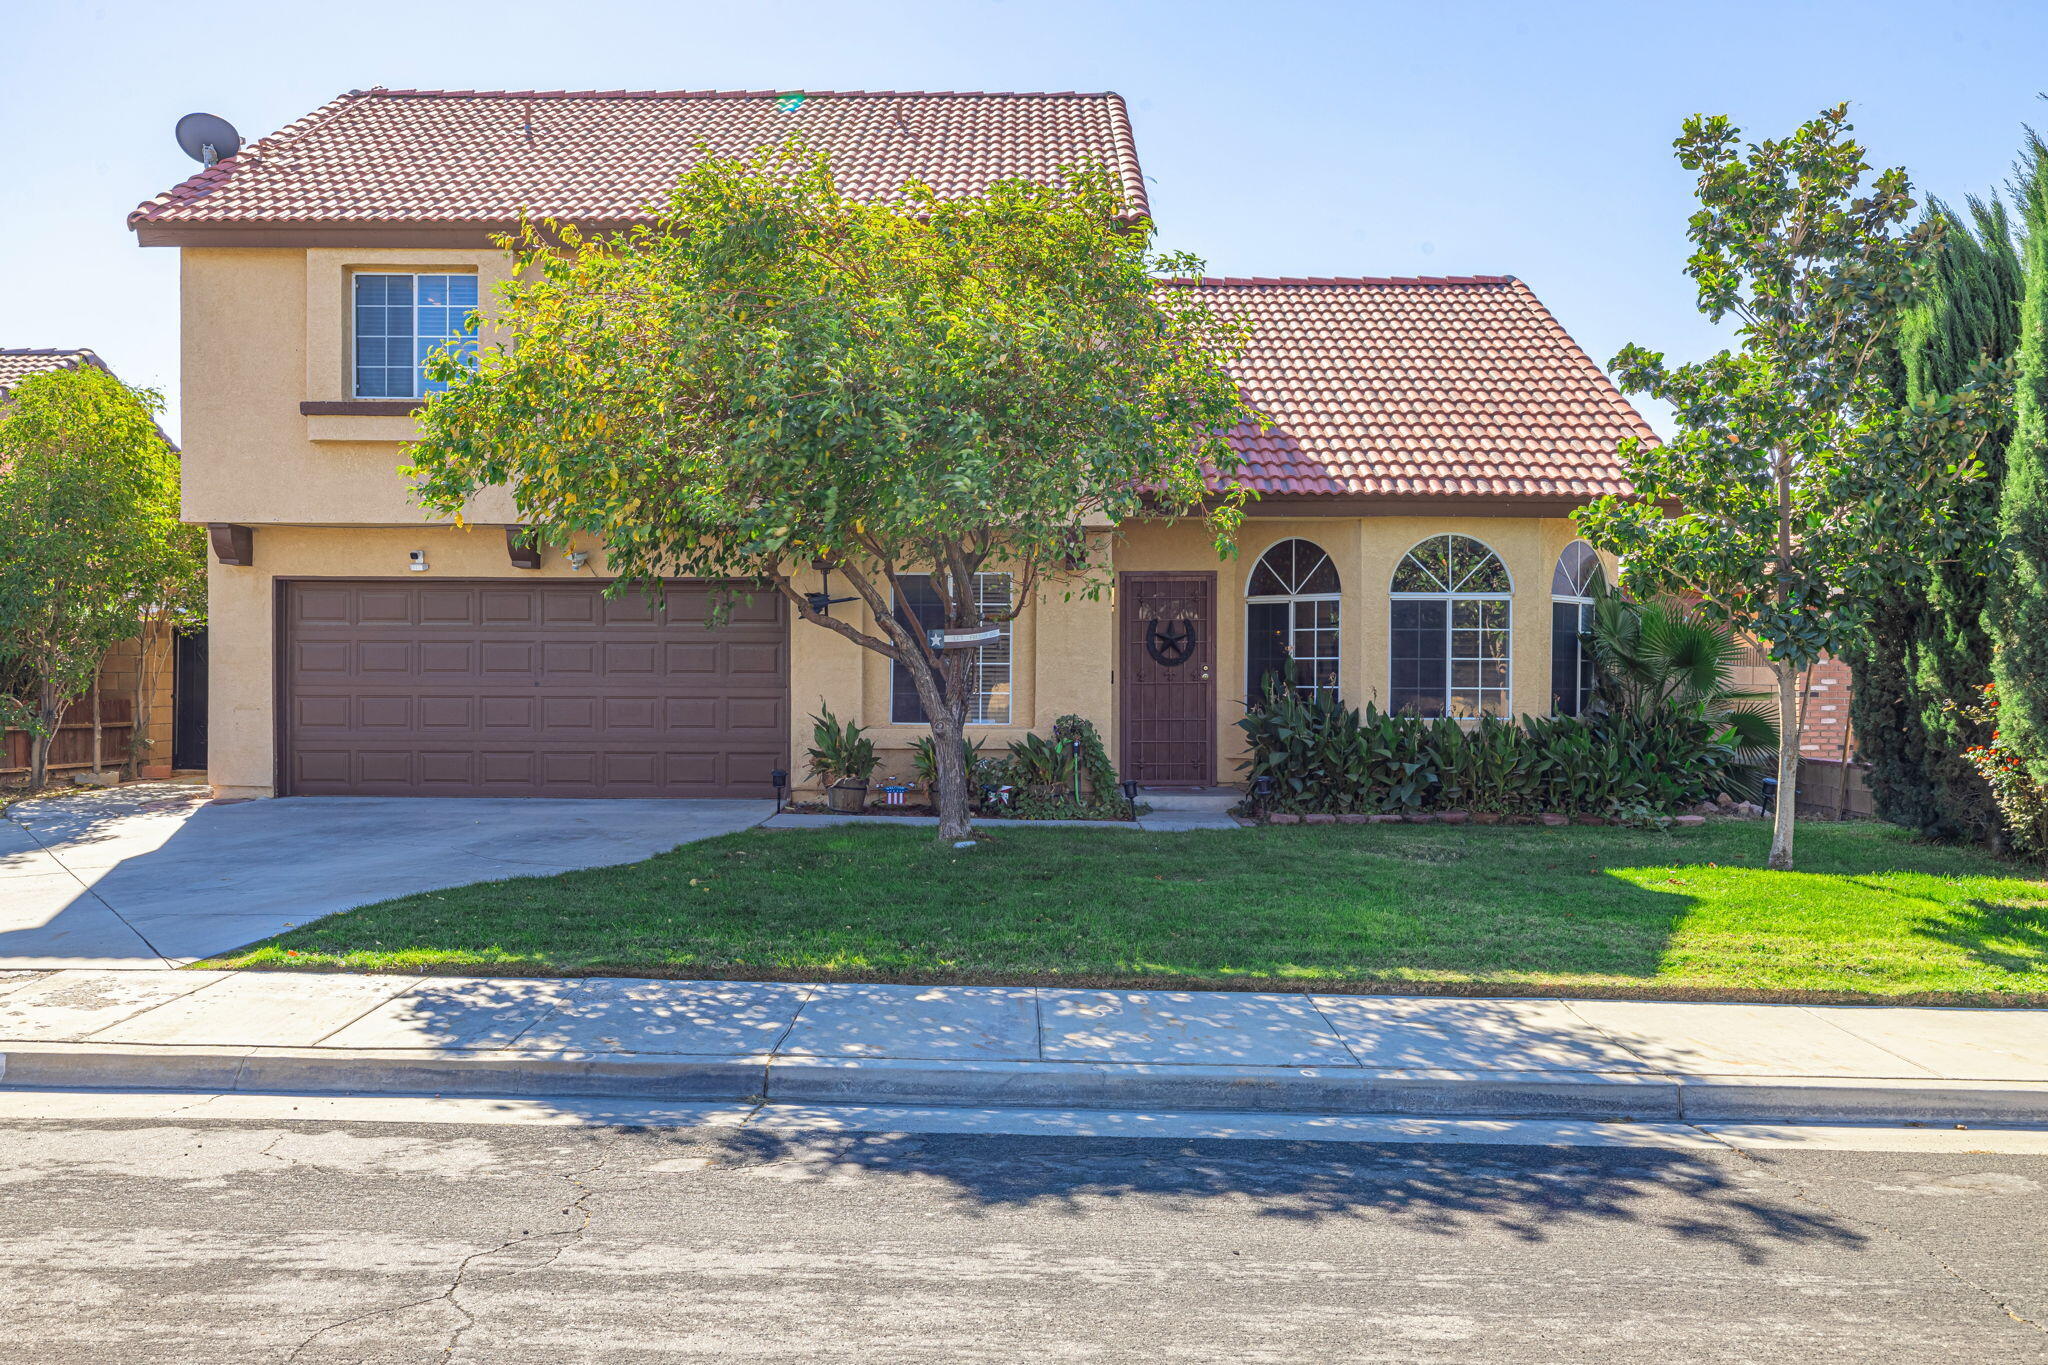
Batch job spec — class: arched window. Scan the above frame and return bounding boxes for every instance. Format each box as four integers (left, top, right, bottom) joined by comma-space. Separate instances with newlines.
1389, 535, 1511, 717
1246, 538, 1341, 705
1550, 541, 1604, 717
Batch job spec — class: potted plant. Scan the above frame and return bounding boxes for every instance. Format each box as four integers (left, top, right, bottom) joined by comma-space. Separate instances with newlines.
806, 706, 878, 813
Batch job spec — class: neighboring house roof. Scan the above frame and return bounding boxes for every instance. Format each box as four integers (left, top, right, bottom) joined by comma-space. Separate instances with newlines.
130, 87, 1147, 243
0, 347, 175, 449
0, 347, 111, 397
1186, 277, 1653, 503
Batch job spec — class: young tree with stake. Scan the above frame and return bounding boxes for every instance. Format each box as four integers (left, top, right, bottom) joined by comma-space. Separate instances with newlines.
406, 142, 1255, 840
1577, 106, 2006, 870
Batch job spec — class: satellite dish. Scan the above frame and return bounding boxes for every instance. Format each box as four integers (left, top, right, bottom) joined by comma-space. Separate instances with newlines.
174, 112, 242, 167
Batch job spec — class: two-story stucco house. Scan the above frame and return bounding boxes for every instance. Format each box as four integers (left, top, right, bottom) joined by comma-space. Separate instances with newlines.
132, 87, 1653, 801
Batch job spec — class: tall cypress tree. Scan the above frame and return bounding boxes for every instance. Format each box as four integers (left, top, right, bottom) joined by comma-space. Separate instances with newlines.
1990, 139, 2048, 789
1852, 191, 2024, 840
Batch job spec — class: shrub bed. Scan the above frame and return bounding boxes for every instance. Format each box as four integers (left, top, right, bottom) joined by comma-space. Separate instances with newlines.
1237, 676, 1764, 825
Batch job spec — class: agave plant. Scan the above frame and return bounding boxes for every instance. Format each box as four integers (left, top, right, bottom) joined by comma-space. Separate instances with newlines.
1582, 586, 1778, 800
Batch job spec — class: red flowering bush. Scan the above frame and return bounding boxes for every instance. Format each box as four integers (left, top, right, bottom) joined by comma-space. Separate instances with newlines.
1959, 684, 2048, 858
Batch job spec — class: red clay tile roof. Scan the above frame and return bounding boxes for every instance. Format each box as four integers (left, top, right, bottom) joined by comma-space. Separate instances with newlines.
0, 347, 110, 397
1184, 277, 1653, 501
130, 88, 1146, 236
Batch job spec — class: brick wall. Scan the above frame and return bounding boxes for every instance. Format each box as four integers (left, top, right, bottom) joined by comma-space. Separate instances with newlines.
1796, 656, 1854, 763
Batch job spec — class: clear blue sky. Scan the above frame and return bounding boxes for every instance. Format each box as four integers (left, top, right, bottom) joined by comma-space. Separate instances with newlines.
6, 0, 2045, 442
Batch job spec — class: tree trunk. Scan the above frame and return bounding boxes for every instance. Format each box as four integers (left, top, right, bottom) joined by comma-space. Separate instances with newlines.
90, 683, 102, 779
130, 620, 161, 781
28, 682, 62, 791
1770, 660, 1799, 870
927, 708, 974, 841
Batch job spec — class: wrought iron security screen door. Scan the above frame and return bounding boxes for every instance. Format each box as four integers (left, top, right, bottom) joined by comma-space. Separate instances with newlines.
1118, 573, 1216, 785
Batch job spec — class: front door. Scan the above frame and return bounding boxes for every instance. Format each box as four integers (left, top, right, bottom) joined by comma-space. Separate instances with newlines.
1118, 573, 1216, 786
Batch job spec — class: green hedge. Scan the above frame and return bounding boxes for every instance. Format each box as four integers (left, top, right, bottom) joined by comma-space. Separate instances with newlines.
1236, 677, 1760, 820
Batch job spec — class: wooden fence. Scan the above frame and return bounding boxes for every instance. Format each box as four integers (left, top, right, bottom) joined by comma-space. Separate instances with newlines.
1, 694, 134, 776
1793, 757, 1876, 821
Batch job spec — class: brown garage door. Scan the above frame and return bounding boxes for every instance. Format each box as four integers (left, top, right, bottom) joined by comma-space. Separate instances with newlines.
281, 580, 788, 798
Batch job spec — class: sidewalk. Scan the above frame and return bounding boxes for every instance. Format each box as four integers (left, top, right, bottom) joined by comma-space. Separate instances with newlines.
4, 968, 2047, 1125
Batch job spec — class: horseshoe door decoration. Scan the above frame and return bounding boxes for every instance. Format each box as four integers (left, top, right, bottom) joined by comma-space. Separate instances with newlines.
1144, 618, 1199, 667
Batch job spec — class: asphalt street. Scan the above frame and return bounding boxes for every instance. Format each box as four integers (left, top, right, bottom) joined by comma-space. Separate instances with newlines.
2, 1112, 2045, 1363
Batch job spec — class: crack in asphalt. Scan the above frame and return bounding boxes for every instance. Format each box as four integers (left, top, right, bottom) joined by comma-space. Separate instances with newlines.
1722, 1144, 2046, 1337
437, 1128, 648, 1361
280, 1128, 631, 1364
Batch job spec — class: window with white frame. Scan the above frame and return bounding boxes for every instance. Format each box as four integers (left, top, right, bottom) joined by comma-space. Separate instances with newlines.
1245, 538, 1341, 706
353, 273, 480, 399
1389, 534, 1512, 717
891, 573, 1014, 724
1550, 540, 1604, 716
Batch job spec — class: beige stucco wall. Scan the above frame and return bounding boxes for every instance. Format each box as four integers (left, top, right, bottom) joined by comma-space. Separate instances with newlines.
200, 514, 1597, 799
1115, 513, 1593, 779
182, 246, 518, 528
180, 244, 1604, 800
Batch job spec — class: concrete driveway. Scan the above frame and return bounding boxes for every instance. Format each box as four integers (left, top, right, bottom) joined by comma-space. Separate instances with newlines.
0, 784, 775, 970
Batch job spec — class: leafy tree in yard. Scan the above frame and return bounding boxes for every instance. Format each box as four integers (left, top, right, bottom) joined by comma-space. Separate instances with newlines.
1987, 139, 2048, 806
0, 366, 204, 788
406, 141, 1255, 839
1577, 106, 2007, 870
1851, 188, 2022, 844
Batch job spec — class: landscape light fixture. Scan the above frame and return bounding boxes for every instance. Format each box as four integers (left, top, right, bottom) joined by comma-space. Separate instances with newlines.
770, 767, 789, 815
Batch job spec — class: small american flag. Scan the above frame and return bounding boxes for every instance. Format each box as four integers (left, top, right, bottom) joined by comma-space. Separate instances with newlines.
881, 784, 910, 806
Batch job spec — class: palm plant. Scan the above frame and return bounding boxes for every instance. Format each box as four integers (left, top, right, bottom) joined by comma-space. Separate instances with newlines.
1582, 586, 1779, 800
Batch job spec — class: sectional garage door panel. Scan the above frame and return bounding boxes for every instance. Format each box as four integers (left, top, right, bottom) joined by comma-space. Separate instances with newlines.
283, 581, 788, 798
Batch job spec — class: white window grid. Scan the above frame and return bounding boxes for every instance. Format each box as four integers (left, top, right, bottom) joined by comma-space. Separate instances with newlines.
892, 572, 1013, 725
352, 272, 480, 399
1390, 537, 1513, 719
1246, 539, 1342, 703
1246, 593, 1341, 700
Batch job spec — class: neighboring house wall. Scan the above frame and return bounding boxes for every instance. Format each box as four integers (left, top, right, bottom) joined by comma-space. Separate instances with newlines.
1731, 644, 1855, 764
95, 632, 177, 776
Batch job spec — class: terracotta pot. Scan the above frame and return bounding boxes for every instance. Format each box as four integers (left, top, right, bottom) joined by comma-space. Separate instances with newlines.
825, 782, 869, 814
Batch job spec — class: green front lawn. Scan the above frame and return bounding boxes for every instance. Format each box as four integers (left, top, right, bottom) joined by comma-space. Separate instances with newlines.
202, 821, 2048, 1003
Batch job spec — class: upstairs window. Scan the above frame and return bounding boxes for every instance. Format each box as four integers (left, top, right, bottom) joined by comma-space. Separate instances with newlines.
353, 273, 479, 399
891, 573, 1014, 725
1550, 541, 1604, 716
1245, 538, 1341, 705
1390, 534, 1512, 718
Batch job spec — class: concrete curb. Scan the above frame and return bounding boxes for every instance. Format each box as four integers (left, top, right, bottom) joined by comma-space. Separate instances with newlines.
8, 1043, 2048, 1125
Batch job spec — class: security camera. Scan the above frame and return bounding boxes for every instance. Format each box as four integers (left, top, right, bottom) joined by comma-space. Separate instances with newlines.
566, 550, 590, 570
407, 550, 428, 573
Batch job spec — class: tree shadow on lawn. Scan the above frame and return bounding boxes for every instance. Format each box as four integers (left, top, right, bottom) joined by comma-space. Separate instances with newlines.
630, 1124, 1867, 1267
1915, 896, 2048, 976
